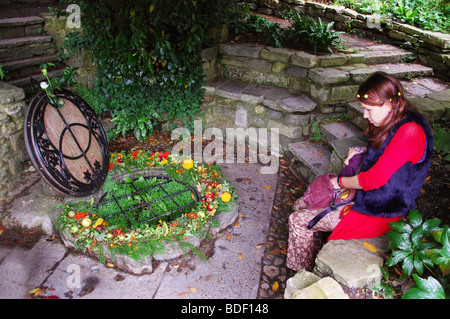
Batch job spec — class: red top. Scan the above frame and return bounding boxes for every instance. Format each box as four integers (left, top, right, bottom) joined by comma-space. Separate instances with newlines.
328, 122, 426, 241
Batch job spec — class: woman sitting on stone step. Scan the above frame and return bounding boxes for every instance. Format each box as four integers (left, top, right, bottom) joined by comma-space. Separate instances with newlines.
287, 71, 434, 271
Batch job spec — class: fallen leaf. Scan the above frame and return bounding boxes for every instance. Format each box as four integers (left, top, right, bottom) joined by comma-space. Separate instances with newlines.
188, 287, 197, 292
394, 267, 403, 277
273, 205, 279, 210
272, 281, 279, 293
29, 287, 45, 297
177, 291, 189, 296
226, 232, 232, 241
238, 252, 243, 260
255, 243, 265, 249
263, 185, 272, 190
244, 178, 252, 182
362, 242, 378, 252
106, 263, 114, 268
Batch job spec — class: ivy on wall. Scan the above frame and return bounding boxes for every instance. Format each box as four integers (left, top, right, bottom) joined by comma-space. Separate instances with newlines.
63, 0, 236, 140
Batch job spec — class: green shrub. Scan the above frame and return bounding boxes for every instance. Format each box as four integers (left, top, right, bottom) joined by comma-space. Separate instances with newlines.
333, 0, 450, 33
61, 0, 236, 140
373, 209, 450, 299
232, 10, 344, 53
433, 123, 450, 162
284, 12, 344, 53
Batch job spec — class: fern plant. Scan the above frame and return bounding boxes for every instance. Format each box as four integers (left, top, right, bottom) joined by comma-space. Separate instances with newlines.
284, 11, 344, 53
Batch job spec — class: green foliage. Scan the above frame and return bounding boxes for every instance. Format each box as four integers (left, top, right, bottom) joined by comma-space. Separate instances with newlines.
232, 10, 344, 53
376, 209, 450, 299
432, 123, 450, 162
242, 14, 286, 48
333, 0, 450, 33
284, 12, 344, 53
0, 64, 5, 81
61, 0, 235, 140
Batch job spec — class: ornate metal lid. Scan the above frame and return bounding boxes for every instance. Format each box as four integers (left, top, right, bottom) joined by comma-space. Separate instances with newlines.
24, 88, 109, 197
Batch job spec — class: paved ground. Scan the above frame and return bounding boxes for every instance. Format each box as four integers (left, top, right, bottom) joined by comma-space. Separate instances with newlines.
0, 161, 284, 301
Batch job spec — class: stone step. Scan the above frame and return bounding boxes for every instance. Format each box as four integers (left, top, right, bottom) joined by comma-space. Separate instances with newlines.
206, 78, 317, 113
1, 53, 60, 80
287, 121, 368, 181
320, 121, 363, 145
309, 62, 434, 88
7, 67, 65, 96
286, 140, 331, 183
0, 16, 44, 39
0, 35, 56, 63
358, 44, 414, 65
372, 62, 433, 79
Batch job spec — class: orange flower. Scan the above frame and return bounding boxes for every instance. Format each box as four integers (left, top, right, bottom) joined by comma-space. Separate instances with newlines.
131, 149, 139, 160
74, 211, 86, 219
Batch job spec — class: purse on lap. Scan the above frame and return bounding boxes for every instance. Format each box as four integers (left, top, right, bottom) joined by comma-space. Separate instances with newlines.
302, 152, 364, 229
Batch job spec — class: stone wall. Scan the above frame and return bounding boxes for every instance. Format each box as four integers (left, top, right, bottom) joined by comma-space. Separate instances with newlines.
0, 82, 27, 197
40, 13, 96, 88
249, 0, 450, 81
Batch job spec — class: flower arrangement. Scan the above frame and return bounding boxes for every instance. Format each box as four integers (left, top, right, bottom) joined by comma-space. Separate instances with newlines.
55, 149, 236, 263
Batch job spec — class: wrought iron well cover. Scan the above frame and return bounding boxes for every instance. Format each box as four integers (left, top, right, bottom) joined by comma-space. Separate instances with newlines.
24, 88, 109, 197
96, 175, 200, 229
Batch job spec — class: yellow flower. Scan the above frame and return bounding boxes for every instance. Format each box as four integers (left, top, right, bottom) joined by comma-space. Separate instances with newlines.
221, 192, 231, 203
182, 159, 193, 170
160, 159, 167, 165
42, 68, 48, 76
93, 218, 104, 229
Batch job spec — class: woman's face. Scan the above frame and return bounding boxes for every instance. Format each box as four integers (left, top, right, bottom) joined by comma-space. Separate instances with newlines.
361, 102, 392, 127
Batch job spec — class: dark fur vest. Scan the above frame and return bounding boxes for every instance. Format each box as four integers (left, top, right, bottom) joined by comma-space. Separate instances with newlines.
352, 112, 433, 218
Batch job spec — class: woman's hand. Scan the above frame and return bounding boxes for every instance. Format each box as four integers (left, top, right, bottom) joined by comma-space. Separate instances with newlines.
330, 176, 341, 190
344, 146, 366, 165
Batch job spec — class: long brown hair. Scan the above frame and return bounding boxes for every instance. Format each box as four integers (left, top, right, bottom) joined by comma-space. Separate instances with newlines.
357, 71, 421, 149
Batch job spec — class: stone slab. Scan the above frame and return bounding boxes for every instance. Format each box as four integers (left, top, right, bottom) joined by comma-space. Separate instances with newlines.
288, 141, 331, 177
309, 67, 350, 85
216, 80, 249, 100
262, 87, 293, 110
372, 63, 433, 79
314, 236, 390, 289
284, 269, 320, 299
240, 82, 272, 104
290, 277, 349, 299
0, 238, 67, 298
280, 95, 316, 113
221, 44, 262, 58
320, 121, 363, 143
0, 16, 44, 27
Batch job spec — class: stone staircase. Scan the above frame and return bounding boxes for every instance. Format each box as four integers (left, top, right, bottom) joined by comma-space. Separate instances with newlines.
202, 41, 449, 183
0, 14, 64, 97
